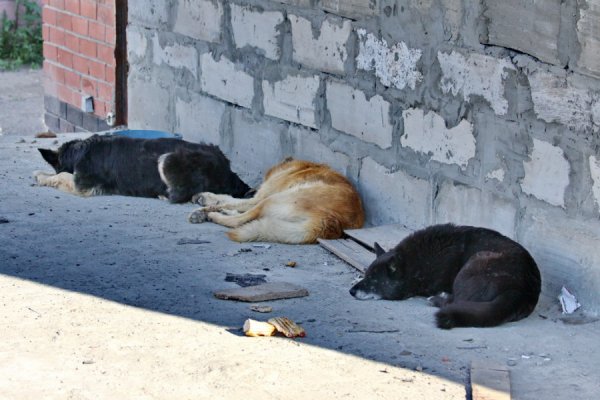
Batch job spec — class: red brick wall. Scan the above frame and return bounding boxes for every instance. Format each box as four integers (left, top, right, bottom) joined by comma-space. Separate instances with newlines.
42, 0, 116, 131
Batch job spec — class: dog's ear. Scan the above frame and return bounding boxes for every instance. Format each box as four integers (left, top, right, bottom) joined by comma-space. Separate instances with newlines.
38, 148, 60, 170
374, 242, 386, 257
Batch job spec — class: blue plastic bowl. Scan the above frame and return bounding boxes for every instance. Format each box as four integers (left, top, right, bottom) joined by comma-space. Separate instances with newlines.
109, 129, 183, 140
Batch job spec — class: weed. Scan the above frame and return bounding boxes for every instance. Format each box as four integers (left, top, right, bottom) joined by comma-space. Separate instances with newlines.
0, 0, 43, 70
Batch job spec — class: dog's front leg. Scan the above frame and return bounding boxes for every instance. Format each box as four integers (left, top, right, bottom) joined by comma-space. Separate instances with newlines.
33, 171, 79, 195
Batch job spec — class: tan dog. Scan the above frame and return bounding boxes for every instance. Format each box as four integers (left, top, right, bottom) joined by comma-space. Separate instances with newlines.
188, 159, 365, 244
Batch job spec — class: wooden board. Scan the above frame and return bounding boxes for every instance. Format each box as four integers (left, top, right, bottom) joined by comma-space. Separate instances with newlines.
345, 224, 413, 252
318, 238, 375, 274
214, 282, 309, 302
319, 224, 414, 274
470, 361, 511, 400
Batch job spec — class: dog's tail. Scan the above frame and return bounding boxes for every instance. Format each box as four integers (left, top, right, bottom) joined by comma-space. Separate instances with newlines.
435, 291, 538, 329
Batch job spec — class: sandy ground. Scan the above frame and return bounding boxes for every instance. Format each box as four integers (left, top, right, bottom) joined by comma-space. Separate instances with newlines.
1, 70, 600, 399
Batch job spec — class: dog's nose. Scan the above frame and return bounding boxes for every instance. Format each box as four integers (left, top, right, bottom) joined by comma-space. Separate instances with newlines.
349, 285, 357, 297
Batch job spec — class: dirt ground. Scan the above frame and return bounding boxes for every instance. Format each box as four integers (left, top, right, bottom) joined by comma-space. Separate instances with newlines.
1, 70, 600, 399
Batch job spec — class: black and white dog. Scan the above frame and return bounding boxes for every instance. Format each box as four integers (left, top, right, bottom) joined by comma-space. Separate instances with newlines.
34, 134, 250, 203
350, 224, 542, 329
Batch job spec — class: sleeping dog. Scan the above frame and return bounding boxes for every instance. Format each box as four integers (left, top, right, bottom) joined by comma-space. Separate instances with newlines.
350, 224, 541, 329
34, 134, 250, 203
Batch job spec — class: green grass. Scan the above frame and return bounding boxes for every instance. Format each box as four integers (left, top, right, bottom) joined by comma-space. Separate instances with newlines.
0, 0, 43, 70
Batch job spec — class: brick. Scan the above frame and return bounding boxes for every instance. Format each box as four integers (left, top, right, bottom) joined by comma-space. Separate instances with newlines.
589, 156, 600, 213
321, 0, 379, 18
401, 108, 475, 169
65, 0, 79, 14
71, 15, 88, 36
127, 76, 172, 132
105, 27, 116, 45
97, 81, 113, 101
129, 0, 169, 29
97, 43, 115, 65
437, 50, 515, 116
290, 125, 350, 175
80, 0, 96, 19
483, 0, 561, 66
64, 69, 81, 89
173, 0, 222, 43
72, 54, 89, 75
105, 65, 115, 84
57, 48, 74, 68
326, 80, 392, 149
79, 37, 97, 58
434, 181, 517, 238
356, 29, 423, 90
576, 0, 600, 78
528, 69, 598, 132
44, 95, 67, 118
43, 43, 58, 61
97, 4, 115, 27
44, 61, 65, 84
43, 25, 50, 41
88, 21, 105, 41
262, 74, 320, 128
358, 157, 431, 228
152, 36, 198, 78
43, 7, 57, 26
230, 4, 284, 61
57, 83, 75, 105
49, 26, 65, 47
175, 92, 225, 145
56, 11, 72, 31
200, 53, 254, 109
521, 138, 570, 208
229, 109, 286, 187
81, 78, 95, 97
290, 14, 351, 75
519, 208, 600, 313
49, 0, 65, 8
64, 32, 79, 52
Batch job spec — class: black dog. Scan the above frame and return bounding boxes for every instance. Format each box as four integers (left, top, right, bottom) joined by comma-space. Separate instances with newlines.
35, 134, 250, 203
349, 224, 541, 329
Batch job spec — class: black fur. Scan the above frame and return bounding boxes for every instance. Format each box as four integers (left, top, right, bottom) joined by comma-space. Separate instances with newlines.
349, 224, 541, 329
38, 134, 250, 202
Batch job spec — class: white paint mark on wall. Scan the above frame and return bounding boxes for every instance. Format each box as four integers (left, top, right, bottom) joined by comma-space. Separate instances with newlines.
356, 29, 423, 90
437, 51, 515, 115
401, 108, 475, 168
590, 155, 600, 212
486, 168, 505, 182
529, 70, 599, 132
153, 37, 198, 78
521, 138, 570, 208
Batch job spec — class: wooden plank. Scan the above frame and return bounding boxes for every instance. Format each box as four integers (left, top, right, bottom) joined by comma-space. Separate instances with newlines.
470, 361, 511, 400
214, 282, 309, 302
344, 224, 413, 252
318, 238, 375, 274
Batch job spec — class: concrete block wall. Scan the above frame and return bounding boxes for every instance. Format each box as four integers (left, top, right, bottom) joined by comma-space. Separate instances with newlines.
128, 0, 600, 312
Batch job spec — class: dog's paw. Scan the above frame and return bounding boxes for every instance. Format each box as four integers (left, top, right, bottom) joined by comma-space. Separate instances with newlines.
32, 170, 51, 184
188, 209, 209, 224
428, 292, 451, 308
192, 192, 220, 206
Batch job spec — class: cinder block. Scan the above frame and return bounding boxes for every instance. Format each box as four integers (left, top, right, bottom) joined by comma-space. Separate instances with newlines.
126, 26, 148, 62
483, 0, 561, 65
229, 110, 286, 187
276, 0, 311, 6
356, 29, 422, 90
437, 50, 515, 116
230, 4, 284, 60
262, 74, 320, 128
129, 0, 169, 29
434, 181, 517, 238
519, 208, 600, 313
175, 93, 225, 145
200, 54, 254, 109
577, 0, 600, 78
127, 76, 172, 132
590, 155, 600, 213
326, 80, 392, 149
290, 14, 351, 75
289, 125, 350, 175
358, 157, 430, 228
44, 95, 66, 119
528, 69, 597, 132
174, 0, 223, 43
44, 113, 60, 133
321, 0, 379, 18
521, 138, 570, 208
401, 108, 475, 169
153, 35, 198, 78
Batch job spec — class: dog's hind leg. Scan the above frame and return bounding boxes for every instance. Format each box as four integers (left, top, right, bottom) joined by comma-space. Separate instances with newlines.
192, 192, 258, 211
227, 218, 311, 243
206, 201, 265, 228
33, 171, 82, 195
